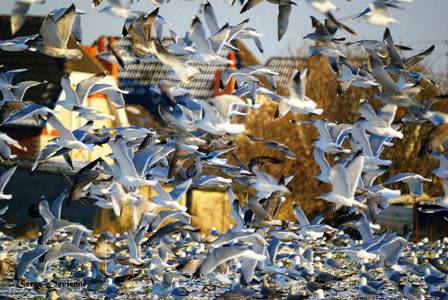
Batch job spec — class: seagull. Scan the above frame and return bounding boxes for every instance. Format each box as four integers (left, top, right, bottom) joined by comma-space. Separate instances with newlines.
14, 245, 50, 280
251, 167, 290, 197
0, 132, 25, 160
367, 49, 421, 107
0, 78, 47, 103
33, 4, 85, 59
195, 98, 246, 135
292, 120, 351, 154
336, 63, 379, 92
186, 16, 234, 64
122, 8, 160, 58
152, 41, 200, 84
240, 0, 297, 41
38, 217, 92, 245
0, 34, 38, 52
274, 69, 323, 119
383, 172, 431, 197
46, 112, 94, 151
355, 0, 405, 26
247, 134, 296, 160
56, 72, 127, 110
151, 179, 192, 211
304, 16, 347, 43
1, 101, 55, 125
193, 245, 266, 277
0, 67, 28, 91
99, 0, 133, 18
319, 151, 367, 209
358, 276, 381, 298
359, 100, 402, 139
306, 0, 337, 13
108, 135, 158, 191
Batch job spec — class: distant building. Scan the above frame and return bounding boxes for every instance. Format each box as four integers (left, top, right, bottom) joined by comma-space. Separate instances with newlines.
0, 16, 127, 234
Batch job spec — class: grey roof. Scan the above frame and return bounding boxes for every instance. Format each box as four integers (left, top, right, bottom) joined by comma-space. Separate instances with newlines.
116, 38, 231, 101
265, 56, 307, 93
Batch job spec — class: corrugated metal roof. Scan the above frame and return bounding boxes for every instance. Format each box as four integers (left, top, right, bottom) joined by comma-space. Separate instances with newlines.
116, 38, 231, 101
265, 56, 307, 92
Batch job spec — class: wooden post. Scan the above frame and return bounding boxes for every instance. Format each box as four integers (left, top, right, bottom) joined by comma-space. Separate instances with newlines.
412, 196, 419, 242
186, 189, 193, 215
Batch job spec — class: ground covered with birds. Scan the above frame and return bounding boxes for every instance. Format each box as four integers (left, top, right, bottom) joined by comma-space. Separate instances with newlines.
1, 227, 447, 299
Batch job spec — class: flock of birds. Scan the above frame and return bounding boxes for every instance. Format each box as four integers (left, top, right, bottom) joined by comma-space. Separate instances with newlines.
0, 0, 448, 299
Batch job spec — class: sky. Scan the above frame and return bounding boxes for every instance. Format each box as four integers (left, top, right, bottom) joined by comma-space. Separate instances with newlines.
2, 0, 448, 74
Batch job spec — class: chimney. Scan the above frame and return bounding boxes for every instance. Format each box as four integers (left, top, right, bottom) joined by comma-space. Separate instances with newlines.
107, 37, 119, 78
98, 35, 106, 53
213, 50, 238, 96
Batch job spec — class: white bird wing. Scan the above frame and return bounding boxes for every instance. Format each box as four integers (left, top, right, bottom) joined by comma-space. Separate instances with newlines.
12, 80, 45, 102
108, 136, 138, 179
313, 147, 330, 182
15, 245, 50, 279
0, 204, 8, 215
152, 181, 174, 203
127, 230, 140, 260
360, 101, 388, 127
198, 99, 222, 123
293, 204, 310, 226
248, 195, 272, 221
47, 113, 77, 142
11, 0, 31, 35
209, 25, 231, 53
379, 237, 406, 265
39, 219, 90, 244
357, 213, 373, 243
227, 19, 249, 43
350, 125, 373, 156
345, 151, 365, 196
88, 83, 128, 107
203, 1, 220, 35
240, 240, 266, 285
278, 4, 292, 41
367, 49, 401, 94
60, 75, 79, 105
383, 172, 416, 184
39, 200, 55, 225
199, 246, 265, 274
189, 16, 213, 54
50, 191, 66, 220
76, 72, 106, 105
377, 104, 397, 126
289, 69, 307, 100
148, 210, 190, 232
331, 163, 351, 198
40, 5, 77, 49
213, 95, 247, 119
314, 120, 334, 144
0, 164, 17, 193
57, 241, 100, 262
152, 41, 198, 83
169, 178, 192, 202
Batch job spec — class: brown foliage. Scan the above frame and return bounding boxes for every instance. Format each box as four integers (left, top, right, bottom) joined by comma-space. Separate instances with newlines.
231, 55, 446, 221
